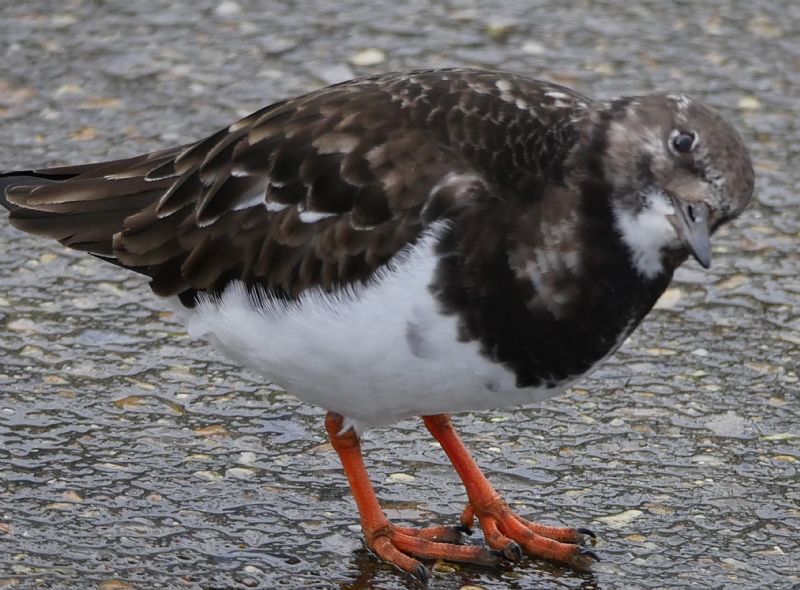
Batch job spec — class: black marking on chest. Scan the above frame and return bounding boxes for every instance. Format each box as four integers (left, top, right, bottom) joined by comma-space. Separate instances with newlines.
429, 182, 671, 390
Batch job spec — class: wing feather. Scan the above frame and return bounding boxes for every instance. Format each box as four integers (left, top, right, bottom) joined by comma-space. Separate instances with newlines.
2, 68, 587, 305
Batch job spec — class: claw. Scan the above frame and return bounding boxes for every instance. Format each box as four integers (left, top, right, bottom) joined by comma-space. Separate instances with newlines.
503, 541, 523, 561
455, 523, 473, 536
414, 564, 429, 586
577, 527, 597, 539
579, 547, 601, 562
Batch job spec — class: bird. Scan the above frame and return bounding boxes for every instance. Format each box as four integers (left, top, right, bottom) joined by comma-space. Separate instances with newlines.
0, 68, 754, 584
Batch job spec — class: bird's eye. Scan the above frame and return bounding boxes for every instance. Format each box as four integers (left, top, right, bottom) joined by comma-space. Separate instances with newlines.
670, 130, 697, 154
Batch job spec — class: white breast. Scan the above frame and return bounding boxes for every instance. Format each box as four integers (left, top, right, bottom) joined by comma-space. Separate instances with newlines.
180, 226, 566, 431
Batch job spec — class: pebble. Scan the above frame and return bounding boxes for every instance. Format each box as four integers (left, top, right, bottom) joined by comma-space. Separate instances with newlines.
753, 545, 784, 556
748, 16, 782, 39
595, 509, 643, 529
521, 41, 546, 55
645, 347, 676, 356
70, 127, 97, 141
194, 424, 231, 438
705, 411, 749, 437
716, 274, 748, 290
760, 433, 799, 441
214, 1, 242, 17
226, 467, 258, 479
62, 491, 83, 503
387, 472, 415, 483
7, 319, 38, 333
96, 463, 127, 471
349, 49, 386, 67
45, 502, 76, 511
238, 451, 258, 465
653, 287, 683, 310
738, 95, 761, 110
54, 83, 83, 97
484, 19, 515, 41
432, 560, 456, 573
721, 557, 747, 569
51, 15, 78, 27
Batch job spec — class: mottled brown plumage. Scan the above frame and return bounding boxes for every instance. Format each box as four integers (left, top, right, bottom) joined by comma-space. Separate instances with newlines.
1, 69, 588, 306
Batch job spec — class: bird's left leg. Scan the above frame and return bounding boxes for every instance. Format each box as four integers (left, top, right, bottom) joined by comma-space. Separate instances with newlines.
423, 414, 599, 569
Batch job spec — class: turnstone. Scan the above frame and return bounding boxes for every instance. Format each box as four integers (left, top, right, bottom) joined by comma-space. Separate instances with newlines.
0, 68, 754, 582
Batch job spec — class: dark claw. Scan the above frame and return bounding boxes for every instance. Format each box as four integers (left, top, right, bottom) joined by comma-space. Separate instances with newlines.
503, 541, 523, 561
577, 527, 597, 539
455, 523, 473, 536
579, 547, 601, 562
481, 549, 504, 566
414, 564, 429, 586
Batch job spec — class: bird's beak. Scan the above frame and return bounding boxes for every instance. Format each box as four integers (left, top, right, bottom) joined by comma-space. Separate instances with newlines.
668, 196, 712, 268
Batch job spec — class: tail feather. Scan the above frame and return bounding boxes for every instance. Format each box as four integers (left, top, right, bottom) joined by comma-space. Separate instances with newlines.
0, 147, 183, 258
0, 172, 67, 211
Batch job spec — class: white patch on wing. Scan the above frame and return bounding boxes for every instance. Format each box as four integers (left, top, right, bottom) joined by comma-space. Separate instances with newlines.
230, 167, 251, 178
298, 207, 337, 223
312, 133, 359, 155
495, 80, 518, 105
231, 193, 266, 211
544, 91, 576, 109
495, 79, 513, 96
613, 190, 678, 279
182, 225, 568, 430
492, 79, 541, 115
265, 201, 289, 212
428, 172, 482, 197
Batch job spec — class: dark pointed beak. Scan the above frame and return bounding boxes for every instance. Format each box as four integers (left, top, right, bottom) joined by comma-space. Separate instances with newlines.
669, 197, 712, 268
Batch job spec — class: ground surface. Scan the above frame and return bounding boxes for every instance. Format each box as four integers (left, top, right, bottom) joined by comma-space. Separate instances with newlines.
0, 1, 798, 589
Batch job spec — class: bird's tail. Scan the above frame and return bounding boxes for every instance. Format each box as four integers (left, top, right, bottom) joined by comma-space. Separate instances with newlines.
0, 147, 182, 258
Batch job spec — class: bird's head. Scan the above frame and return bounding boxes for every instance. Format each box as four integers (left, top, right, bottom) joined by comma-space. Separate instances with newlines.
591, 94, 754, 278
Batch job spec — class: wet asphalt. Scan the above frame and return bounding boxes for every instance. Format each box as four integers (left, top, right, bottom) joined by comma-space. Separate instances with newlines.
0, 1, 798, 589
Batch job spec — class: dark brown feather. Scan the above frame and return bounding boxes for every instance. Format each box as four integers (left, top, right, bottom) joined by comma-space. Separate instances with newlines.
1, 69, 590, 306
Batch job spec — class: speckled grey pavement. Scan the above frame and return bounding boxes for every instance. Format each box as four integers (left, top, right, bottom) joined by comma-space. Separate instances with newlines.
0, 1, 798, 589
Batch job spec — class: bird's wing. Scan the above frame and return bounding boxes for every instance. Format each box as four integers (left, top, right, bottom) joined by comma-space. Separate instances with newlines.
2, 69, 586, 305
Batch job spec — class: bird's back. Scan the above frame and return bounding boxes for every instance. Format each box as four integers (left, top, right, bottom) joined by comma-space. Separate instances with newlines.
0, 69, 588, 307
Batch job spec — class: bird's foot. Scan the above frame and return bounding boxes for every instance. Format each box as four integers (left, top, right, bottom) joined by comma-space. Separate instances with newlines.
364, 522, 502, 584
459, 500, 599, 569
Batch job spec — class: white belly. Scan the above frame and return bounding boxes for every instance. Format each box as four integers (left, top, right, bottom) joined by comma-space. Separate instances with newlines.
181, 227, 565, 430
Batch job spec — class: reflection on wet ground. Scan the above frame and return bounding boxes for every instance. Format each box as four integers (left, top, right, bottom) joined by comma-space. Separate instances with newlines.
1, 1, 798, 588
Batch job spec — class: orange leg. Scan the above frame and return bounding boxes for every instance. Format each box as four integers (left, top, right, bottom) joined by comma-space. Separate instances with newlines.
423, 414, 599, 569
325, 412, 500, 582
